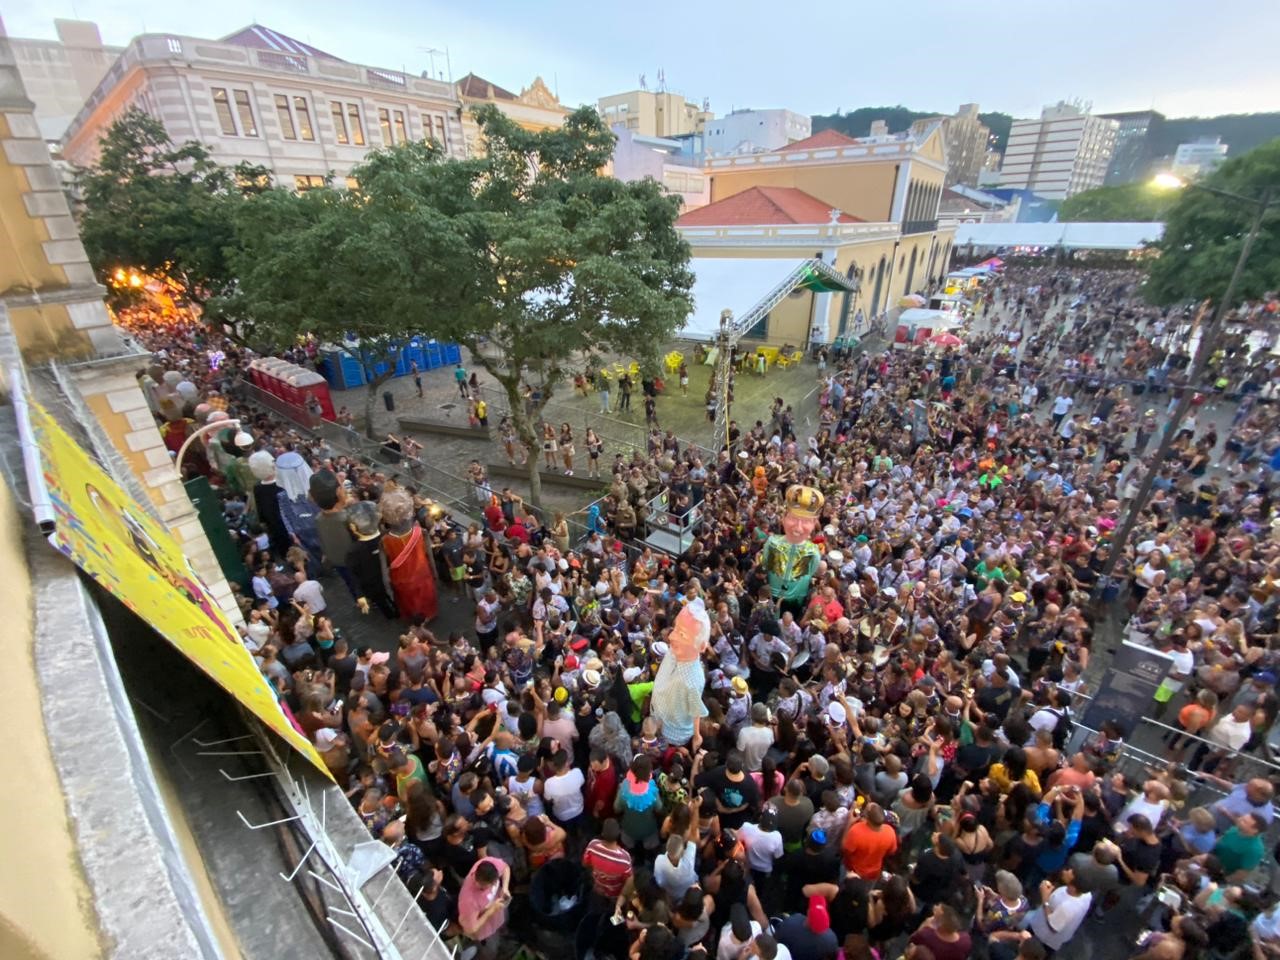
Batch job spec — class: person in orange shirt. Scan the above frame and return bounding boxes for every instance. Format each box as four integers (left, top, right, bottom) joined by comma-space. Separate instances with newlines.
841, 803, 899, 880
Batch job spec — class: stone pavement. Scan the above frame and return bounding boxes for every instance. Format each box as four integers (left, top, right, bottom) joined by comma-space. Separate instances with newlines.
330, 342, 830, 517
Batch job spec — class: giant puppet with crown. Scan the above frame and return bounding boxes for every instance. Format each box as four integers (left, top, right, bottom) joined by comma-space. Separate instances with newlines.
760, 484, 826, 614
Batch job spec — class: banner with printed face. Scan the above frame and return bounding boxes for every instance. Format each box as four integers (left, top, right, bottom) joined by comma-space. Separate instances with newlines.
29, 400, 331, 778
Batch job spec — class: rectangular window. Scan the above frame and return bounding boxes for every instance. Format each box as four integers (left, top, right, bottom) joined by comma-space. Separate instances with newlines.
378, 108, 394, 145
344, 176, 360, 191
331, 101, 348, 144
294, 175, 326, 192
393, 110, 407, 144
234, 90, 258, 136
212, 87, 237, 136
433, 115, 447, 149
293, 96, 315, 141
275, 94, 297, 139
347, 103, 366, 145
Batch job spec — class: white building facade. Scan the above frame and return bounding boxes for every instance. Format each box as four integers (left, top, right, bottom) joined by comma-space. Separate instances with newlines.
702, 108, 810, 156
61, 26, 465, 190
998, 102, 1118, 200
4, 18, 123, 142
1172, 138, 1228, 179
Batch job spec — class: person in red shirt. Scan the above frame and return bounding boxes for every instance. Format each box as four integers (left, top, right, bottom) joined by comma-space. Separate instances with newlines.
483, 497, 506, 534
585, 748, 620, 823
908, 904, 972, 960
506, 517, 530, 545
582, 818, 633, 903
841, 803, 899, 880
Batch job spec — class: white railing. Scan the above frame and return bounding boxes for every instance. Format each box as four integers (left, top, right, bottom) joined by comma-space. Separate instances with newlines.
678, 220, 901, 247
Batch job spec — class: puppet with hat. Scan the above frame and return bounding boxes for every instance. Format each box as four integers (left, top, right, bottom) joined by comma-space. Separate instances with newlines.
650, 599, 711, 747
759, 484, 825, 615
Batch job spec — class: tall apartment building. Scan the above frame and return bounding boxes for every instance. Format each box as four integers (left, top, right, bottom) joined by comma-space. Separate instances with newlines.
702, 108, 810, 156
597, 88, 712, 138
910, 103, 991, 188
61, 24, 465, 190
998, 102, 1118, 200
1172, 137, 1228, 178
1099, 109, 1164, 185
3, 18, 123, 141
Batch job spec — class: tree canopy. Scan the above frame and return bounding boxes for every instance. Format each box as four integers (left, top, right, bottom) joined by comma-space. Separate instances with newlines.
229, 148, 458, 435
1144, 138, 1280, 306
1059, 183, 1174, 222
74, 108, 266, 328
427, 104, 694, 504
230, 105, 694, 492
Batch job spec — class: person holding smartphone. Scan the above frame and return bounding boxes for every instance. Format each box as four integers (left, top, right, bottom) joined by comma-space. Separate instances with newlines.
459, 857, 512, 960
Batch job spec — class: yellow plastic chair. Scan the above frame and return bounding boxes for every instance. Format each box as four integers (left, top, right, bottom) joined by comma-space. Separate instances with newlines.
789, 350, 804, 365
776, 353, 793, 369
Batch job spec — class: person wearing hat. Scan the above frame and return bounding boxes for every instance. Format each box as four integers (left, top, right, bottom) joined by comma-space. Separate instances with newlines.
775, 893, 837, 960
726, 675, 753, 732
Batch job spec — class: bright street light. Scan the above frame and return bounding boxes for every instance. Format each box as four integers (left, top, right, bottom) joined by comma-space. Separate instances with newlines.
1151, 172, 1185, 190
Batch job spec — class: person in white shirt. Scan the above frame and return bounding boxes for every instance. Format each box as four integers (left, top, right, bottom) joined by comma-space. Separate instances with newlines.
541, 749, 585, 824
654, 834, 698, 900
292, 573, 326, 614
718, 906, 762, 960
738, 809, 784, 876
1024, 870, 1092, 950
737, 703, 776, 773
1050, 395, 1073, 428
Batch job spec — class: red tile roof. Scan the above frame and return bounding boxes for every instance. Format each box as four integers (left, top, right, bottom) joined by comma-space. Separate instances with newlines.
775, 129, 860, 152
457, 73, 518, 101
221, 24, 343, 61
677, 186, 864, 226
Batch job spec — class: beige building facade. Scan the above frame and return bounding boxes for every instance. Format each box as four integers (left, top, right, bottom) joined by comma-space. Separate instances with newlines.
910, 103, 990, 187
3, 18, 122, 142
598, 88, 711, 138
457, 72, 570, 156
61, 25, 465, 190
1000, 102, 1118, 200
680, 127, 955, 344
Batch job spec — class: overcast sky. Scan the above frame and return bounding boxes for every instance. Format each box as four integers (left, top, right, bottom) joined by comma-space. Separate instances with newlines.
8, 0, 1279, 119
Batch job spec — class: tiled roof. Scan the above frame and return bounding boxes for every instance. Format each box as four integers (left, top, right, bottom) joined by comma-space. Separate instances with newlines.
677, 186, 864, 226
220, 24, 344, 61
457, 73, 518, 101
774, 129, 861, 152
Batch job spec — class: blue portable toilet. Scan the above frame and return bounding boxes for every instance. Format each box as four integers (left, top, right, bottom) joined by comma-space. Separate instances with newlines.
424, 339, 444, 370
443, 342, 462, 365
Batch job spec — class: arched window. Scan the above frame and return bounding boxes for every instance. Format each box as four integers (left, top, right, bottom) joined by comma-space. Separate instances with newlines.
837, 261, 858, 337
904, 247, 918, 296
870, 256, 886, 317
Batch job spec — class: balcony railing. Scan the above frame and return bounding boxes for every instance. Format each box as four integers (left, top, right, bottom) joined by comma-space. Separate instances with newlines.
902, 219, 939, 235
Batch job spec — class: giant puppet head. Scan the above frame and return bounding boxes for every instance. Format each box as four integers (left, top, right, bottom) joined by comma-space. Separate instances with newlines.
781, 484, 825, 545
668, 598, 711, 662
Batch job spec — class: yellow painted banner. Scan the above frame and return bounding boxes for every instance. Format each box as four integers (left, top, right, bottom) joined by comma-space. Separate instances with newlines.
29, 400, 331, 778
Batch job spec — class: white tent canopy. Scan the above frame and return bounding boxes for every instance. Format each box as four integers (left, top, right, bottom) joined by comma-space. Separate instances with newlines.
954, 222, 1164, 251
898, 308, 960, 328
681, 257, 855, 341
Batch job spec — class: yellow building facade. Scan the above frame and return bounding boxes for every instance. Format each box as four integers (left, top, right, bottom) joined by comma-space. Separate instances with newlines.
598, 88, 711, 138
457, 73, 570, 156
679, 127, 956, 344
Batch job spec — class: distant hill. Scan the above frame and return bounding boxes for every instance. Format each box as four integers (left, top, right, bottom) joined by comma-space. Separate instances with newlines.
813, 107, 1013, 151
812, 107, 1280, 160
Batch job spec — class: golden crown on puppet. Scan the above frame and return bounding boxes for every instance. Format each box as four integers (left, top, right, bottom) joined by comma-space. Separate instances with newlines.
785, 484, 825, 518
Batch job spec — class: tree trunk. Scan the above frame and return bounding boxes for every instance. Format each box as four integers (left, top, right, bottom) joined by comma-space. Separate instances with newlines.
364, 381, 379, 440
503, 378, 542, 508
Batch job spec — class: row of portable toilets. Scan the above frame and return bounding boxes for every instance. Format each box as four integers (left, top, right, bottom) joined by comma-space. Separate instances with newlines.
246, 357, 337, 420
319, 338, 462, 391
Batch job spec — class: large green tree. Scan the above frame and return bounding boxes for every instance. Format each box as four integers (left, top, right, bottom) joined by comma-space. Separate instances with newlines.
1145, 138, 1280, 306
229, 158, 456, 437
74, 109, 267, 333
1059, 183, 1174, 222
428, 105, 694, 505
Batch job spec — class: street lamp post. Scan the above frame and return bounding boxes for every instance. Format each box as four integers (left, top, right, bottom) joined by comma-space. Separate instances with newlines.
1097, 179, 1274, 595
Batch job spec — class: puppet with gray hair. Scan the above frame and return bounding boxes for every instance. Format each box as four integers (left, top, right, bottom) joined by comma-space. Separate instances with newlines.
345, 499, 398, 618
379, 488, 437, 621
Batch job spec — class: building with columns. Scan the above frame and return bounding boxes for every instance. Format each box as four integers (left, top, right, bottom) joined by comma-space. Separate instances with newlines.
677, 126, 955, 343
61, 24, 466, 190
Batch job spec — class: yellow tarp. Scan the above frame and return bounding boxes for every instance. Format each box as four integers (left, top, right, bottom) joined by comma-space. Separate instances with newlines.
29, 400, 331, 779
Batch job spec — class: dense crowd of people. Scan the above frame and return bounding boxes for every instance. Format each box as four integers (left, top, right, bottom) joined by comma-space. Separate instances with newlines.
117, 264, 1280, 960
